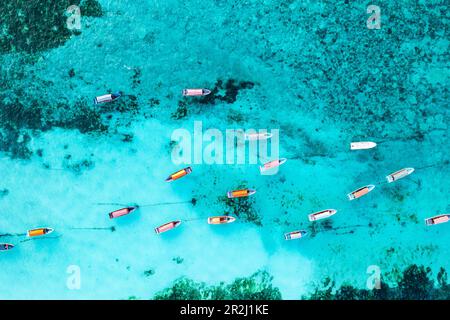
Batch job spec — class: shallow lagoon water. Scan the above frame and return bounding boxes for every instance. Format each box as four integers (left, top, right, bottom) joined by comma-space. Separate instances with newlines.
0, 0, 449, 299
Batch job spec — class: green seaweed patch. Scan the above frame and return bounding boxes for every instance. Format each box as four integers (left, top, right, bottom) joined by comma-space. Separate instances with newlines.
304, 264, 450, 300
198, 79, 255, 105
172, 257, 184, 264
226, 109, 246, 124
171, 101, 189, 120
80, 0, 103, 17
63, 159, 95, 174
0, 0, 84, 53
0, 189, 9, 198
219, 195, 261, 226
148, 98, 160, 108
121, 133, 133, 143
153, 270, 281, 300
100, 95, 140, 115
144, 269, 155, 277
130, 68, 142, 89
308, 219, 334, 238
0, 128, 33, 159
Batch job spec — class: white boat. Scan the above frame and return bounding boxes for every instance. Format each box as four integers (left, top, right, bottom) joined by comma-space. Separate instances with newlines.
182, 89, 211, 96
308, 209, 337, 222
259, 158, 287, 173
425, 214, 450, 226
244, 132, 273, 141
284, 230, 307, 240
350, 141, 377, 150
347, 185, 376, 200
386, 168, 415, 183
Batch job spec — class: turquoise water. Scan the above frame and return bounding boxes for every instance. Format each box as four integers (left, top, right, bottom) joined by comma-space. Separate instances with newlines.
0, 0, 449, 299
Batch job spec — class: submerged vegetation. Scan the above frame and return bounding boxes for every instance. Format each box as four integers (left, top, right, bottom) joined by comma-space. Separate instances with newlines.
304, 264, 450, 300
0, 0, 103, 54
153, 271, 281, 300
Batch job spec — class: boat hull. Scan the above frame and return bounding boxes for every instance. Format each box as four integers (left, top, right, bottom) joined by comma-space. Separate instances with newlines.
27, 227, 54, 238
347, 185, 375, 200
154, 221, 182, 234
386, 168, 415, 183
284, 230, 307, 240
227, 189, 256, 198
0, 244, 14, 251
109, 207, 137, 219
308, 209, 337, 222
207, 216, 236, 225
425, 214, 450, 226
350, 141, 377, 150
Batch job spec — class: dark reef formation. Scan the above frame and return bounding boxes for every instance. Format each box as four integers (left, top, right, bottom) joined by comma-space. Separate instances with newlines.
198, 79, 255, 105
153, 270, 281, 300
0, 0, 103, 54
80, 0, 103, 17
304, 264, 450, 300
219, 188, 262, 226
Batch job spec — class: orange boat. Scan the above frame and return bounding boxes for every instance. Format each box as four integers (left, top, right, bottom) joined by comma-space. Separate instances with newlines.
207, 216, 236, 225
227, 189, 256, 199
109, 206, 138, 219
27, 227, 54, 238
347, 185, 375, 200
308, 209, 337, 222
165, 167, 192, 182
154, 220, 181, 234
284, 230, 307, 240
425, 214, 450, 226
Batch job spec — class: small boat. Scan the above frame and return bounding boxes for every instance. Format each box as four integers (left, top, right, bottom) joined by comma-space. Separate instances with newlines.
94, 92, 122, 104
350, 141, 377, 150
207, 216, 236, 225
165, 167, 192, 182
27, 227, 54, 238
154, 220, 182, 234
308, 209, 337, 222
227, 189, 256, 199
347, 185, 375, 200
182, 89, 211, 97
109, 206, 138, 219
260, 158, 287, 173
386, 168, 415, 183
0, 243, 14, 251
244, 132, 273, 141
425, 214, 450, 226
284, 230, 307, 240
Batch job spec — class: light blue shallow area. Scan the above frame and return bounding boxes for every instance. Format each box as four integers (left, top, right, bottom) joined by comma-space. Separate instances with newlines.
0, 0, 448, 299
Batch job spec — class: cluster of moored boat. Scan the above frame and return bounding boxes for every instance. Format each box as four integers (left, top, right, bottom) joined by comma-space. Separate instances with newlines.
1, 90, 448, 251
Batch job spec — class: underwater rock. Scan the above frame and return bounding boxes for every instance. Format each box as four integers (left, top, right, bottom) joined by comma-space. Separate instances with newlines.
171, 101, 189, 120
153, 270, 281, 300
80, 0, 103, 17
197, 79, 255, 105
304, 264, 449, 300
172, 257, 184, 264
220, 195, 261, 226
64, 159, 95, 174
0, 189, 9, 198
0, 0, 83, 53
144, 269, 155, 277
